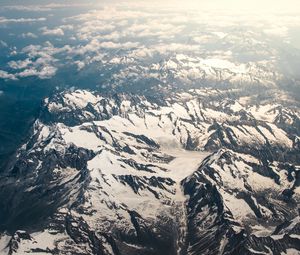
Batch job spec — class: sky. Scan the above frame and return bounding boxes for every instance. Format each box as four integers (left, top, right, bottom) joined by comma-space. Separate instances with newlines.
1, 0, 300, 12
171, 0, 300, 12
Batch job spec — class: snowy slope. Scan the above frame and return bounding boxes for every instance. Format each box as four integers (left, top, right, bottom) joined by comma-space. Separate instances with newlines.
0, 88, 299, 255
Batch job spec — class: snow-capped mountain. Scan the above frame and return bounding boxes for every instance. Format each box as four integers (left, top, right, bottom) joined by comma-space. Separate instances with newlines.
102, 54, 282, 91
0, 87, 299, 255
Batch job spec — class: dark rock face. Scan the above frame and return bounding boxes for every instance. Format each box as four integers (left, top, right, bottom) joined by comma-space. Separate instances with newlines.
0, 137, 94, 232
182, 157, 300, 255
183, 177, 235, 255
0, 88, 299, 255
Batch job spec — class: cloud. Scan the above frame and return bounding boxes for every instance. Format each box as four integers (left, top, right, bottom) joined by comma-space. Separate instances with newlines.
73, 39, 139, 55
6, 41, 71, 80
130, 0, 300, 14
18, 66, 57, 79
1, 1, 298, 86
152, 43, 201, 54
1, 5, 55, 12
59, 25, 74, 30
2, 53, 58, 80
74, 60, 85, 71
100, 41, 139, 49
126, 21, 184, 38
66, 7, 150, 23
1, 3, 92, 12
9, 49, 17, 56
22, 42, 72, 57
72, 39, 100, 55
40, 27, 64, 36
21, 32, 38, 38
128, 47, 154, 59
0, 17, 46, 24
66, 8, 184, 41
100, 32, 122, 41
8, 59, 32, 70
263, 26, 289, 37
0, 70, 17, 80
75, 21, 116, 40
0, 40, 8, 47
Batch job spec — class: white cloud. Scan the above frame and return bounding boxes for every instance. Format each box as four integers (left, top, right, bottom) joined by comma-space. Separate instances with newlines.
18, 66, 57, 79
0, 70, 17, 80
100, 32, 122, 41
74, 60, 85, 71
1, 3, 92, 12
152, 43, 201, 54
9, 42, 70, 80
2, 5, 54, 12
263, 26, 289, 37
130, 0, 300, 14
59, 25, 74, 30
66, 7, 151, 23
22, 42, 71, 57
99, 41, 139, 49
128, 47, 154, 59
73, 39, 139, 55
0, 17, 46, 24
73, 39, 100, 55
73, 20, 116, 41
0, 40, 8, 47
40, 27, 64, 36
21, 32, 38, 38
127, 20, 184, 37
8, 59, 32, 69
10, 50, 17, 56
2, 1, 298, 85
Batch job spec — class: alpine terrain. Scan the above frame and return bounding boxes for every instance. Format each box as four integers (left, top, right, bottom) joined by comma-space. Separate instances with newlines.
0, 1, 300, 255
0, 85, 299, 254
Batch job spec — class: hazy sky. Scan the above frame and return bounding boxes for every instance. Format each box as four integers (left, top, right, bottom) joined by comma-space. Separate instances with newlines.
147, 0, 300, 13
1, 0, 300, 13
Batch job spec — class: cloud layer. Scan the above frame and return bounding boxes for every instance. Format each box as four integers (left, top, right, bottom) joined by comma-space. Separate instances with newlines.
0, 1, 299, 83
